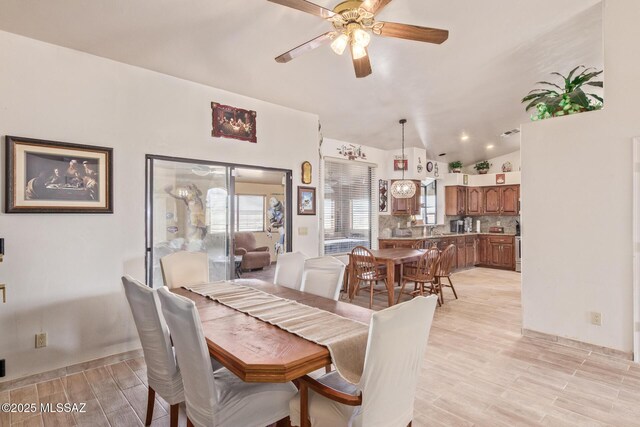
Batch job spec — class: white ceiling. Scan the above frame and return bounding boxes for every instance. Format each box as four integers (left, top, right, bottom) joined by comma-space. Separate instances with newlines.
0, 0, 603, 164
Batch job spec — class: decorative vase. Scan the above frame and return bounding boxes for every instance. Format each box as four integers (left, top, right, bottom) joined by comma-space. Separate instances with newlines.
479, 169, 489, 175
452, 168, 461, 173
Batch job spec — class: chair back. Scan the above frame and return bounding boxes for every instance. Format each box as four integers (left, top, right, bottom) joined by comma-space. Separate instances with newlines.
157, 287, 218, 427
413, 248, 441, 282
160, 251, 209, 288
274, 251, 308, 290
358, 295, 438, 426
351, 246, 379, 280
300, 256, 346, 301
437, 244, 456, 276
121, 276, 183, 404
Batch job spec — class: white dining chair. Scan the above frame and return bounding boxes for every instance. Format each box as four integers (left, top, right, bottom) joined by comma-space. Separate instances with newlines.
157, 287, 297, 427
274, 251, 308, 290
289, 295, 438, 427
300, 256, 346, 301
121, 276, 185, 427
160, 251, 209, 288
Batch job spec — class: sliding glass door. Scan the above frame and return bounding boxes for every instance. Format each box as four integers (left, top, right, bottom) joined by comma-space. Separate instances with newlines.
146, 157, 231, 287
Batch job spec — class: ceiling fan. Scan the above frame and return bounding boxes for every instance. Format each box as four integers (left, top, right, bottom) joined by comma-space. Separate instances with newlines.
269, 0, 449, 78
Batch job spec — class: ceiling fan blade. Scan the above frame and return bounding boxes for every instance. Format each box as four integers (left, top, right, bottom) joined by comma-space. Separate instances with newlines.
361, 0, 393, 14
377, 22, 449, 44
267, 0, 335, 18
351, 48, 372, 78
275, 32, 334, 63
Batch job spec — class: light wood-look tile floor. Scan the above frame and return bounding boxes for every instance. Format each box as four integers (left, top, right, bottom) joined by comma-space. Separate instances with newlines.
3, 267, 640, 426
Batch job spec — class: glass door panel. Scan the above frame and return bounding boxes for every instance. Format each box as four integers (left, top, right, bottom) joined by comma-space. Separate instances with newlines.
146, 158, 231, 288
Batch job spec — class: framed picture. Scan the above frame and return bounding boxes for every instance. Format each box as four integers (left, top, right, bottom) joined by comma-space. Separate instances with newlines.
426, 161, 433, 172
496, 173, 506, 184
211, 102, 257, 143
297, 186, 316, 215
394, 159, 408, 171
5, 136, 113, 213
379, 180, 388, 212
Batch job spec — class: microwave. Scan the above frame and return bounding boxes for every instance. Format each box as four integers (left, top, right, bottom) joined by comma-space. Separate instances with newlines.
450, 219, 464, 233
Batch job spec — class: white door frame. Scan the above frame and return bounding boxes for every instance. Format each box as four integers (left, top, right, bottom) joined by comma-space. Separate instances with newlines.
632, 137, 640, 362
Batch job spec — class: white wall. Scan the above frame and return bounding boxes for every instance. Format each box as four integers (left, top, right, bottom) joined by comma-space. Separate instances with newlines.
521, 0, 639, 353
0, 30, 320, 382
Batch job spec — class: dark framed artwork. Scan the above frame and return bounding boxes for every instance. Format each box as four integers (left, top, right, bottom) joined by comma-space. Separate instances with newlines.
394, 159, 408, 171
211, 102, 257, 143
297, 186, 316, 215
379, 180, 388, 212
5, 136, 113, 213
496, 173, 506, 184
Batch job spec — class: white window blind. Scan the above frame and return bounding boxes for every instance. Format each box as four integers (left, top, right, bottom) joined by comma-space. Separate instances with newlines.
324, 160, 374, 255
236, 195, 265, 232
207, 188, 228, 233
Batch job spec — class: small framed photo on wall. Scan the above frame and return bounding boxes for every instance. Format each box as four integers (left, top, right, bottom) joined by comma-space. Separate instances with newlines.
297, 186, 316, 215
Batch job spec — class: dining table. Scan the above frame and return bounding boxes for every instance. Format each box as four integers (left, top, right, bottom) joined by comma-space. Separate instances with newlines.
172, 279, 373, 383
348, 248, 425, 307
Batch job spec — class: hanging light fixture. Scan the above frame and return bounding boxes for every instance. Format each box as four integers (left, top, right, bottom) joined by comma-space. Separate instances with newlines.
390, 119, 417, 199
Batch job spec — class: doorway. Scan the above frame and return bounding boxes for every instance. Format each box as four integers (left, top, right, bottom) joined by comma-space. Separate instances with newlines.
145, 155, 292, 288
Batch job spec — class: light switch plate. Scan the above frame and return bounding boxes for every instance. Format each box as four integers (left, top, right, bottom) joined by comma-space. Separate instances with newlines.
590, 312, 602, 326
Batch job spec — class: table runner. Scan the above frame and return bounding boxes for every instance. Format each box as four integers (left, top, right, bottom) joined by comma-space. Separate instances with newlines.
185, 281, 368, 384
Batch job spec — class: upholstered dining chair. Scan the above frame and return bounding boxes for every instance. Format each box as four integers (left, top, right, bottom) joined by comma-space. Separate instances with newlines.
349, 246, 387, 309
333, 254, 350, 299
289, 295, 439, 427
274, 251, 309, 290
157, 287, 297, 427
397, 248, 441, 304
160, 251, 209, 288
435, 244, 458, 304
300, 256, 346, 301
121, 276, 186, 427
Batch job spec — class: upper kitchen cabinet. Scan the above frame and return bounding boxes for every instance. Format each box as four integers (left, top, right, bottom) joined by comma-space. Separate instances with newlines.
483, 187, 501, 214
466, 187, 483, 215
391, 180, 422, 215
445, 186, 466, 216
500, 185, 520, 215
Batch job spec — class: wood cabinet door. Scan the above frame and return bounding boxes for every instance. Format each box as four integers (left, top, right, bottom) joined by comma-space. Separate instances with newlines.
465, 242, 475, 267
445, 186, 459, 216
501, 243, 515, 268
456, 238, 465, 268
411, 181, 422, 215
490, 242, 502, 266
391, 183, 410, 215
483, 187, 501, 214
457, 187, 466, 215
500, 185, 519, 215
466, 187, 483, 215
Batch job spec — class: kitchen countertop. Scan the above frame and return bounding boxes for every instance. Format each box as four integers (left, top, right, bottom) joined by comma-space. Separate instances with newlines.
379, 233, 517, 240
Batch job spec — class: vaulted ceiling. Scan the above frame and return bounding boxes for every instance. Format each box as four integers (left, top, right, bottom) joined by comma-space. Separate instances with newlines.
0, 0, 603, 164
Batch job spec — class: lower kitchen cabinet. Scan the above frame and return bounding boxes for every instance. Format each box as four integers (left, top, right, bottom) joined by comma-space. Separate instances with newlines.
477, 235, 516, 270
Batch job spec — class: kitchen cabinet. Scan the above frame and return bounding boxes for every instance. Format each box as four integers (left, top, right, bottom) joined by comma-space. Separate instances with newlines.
456, 237, 465, 267
483, 187, 501, 214
500, 185, 519, 215
445, 186, 466, 216
477, 235, 515, 270
465, 236, 476, 267
466, 187, 483, 215
391, 180, 422, 215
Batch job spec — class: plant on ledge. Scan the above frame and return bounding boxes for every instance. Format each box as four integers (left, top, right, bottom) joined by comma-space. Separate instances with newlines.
521, 65, 603, 121
474, 160, 491, 174
449, 161, 463, 173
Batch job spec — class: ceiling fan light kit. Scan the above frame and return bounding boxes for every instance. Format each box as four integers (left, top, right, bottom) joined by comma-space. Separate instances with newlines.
390, 118, 416, 199
269, 0, 449, 78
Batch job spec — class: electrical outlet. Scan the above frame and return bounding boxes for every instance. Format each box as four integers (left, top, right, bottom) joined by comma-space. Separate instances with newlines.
497, 221, 501, 226
35, 333, 47, 348
590, 312, 602, 326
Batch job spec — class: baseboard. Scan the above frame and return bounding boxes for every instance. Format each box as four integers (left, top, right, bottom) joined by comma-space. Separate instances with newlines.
0, 348, 143, 393
522, 328, 633, 361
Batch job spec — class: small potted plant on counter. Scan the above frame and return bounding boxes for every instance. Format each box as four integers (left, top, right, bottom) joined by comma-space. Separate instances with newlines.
449, 161, 463, 173
474, 160, 491, 174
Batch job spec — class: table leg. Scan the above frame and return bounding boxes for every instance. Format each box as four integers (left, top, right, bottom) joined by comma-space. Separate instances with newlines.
385, 260, 395, 307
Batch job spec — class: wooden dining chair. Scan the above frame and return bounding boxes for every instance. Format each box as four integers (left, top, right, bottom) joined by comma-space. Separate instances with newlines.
396, 248, 440, 304
157, 287, 297, 427
289, 295, 439, 427
160, 251, 209, 288
349, 246, 387, 309
435, 244, 458, 304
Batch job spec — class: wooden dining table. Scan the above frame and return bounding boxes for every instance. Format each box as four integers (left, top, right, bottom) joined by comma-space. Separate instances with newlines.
172, 279, 373, 383
348, 248, 425, 307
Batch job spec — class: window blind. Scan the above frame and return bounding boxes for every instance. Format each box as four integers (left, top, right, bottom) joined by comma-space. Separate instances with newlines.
323, 159, 374, 255
236, 195, 265, 232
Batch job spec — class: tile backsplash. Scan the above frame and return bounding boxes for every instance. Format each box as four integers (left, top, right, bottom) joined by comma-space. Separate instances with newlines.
379, 214, 519, 237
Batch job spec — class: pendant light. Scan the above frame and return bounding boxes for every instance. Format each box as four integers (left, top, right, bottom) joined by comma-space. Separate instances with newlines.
390, 119, 417, 199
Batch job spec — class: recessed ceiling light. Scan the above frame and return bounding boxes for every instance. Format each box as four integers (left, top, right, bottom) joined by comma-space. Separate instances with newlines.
461, 134, 469, 141
486, 145, 495, 149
